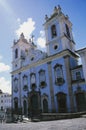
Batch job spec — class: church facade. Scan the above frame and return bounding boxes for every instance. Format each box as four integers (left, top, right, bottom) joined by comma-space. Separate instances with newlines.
11, 6, 86, 117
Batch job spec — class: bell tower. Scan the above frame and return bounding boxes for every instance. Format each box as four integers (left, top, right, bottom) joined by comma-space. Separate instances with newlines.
44, 5, 75, 56
12, 33, 36, 71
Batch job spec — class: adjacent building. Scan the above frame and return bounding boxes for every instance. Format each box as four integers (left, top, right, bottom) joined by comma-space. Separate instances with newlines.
0, 89, 11, 111
11, 6, 86, 117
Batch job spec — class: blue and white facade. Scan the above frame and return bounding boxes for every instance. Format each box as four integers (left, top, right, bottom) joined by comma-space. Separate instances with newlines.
11, 6, 86, 116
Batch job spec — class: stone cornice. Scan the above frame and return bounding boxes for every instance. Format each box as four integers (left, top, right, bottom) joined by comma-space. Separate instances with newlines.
71, 65, 82, 71
11, 49, 78, 75
72, 79, 85, 85
46, 34, 64, 46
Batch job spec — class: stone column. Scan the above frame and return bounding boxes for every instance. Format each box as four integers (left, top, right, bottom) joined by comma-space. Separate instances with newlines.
64, 55, 74, 112
47, 61, 55, 112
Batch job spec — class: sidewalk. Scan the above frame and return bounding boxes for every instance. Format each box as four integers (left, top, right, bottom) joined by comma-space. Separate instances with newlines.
0, 117, 86, 130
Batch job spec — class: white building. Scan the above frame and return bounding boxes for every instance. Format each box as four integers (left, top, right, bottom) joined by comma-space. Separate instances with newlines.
0, 90, 11, 111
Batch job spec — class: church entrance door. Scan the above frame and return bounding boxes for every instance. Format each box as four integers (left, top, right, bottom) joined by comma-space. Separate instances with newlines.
76, 92, 86, 112
43, 99, 48, 113
31, 95, 38, 116
28, 91, 41, 117
57, 92, 67, 113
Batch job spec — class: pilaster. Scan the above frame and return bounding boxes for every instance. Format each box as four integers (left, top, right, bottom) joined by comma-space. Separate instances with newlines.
18, 72, 22, 109
47, 61, 55, 112
64, 55, 74, 112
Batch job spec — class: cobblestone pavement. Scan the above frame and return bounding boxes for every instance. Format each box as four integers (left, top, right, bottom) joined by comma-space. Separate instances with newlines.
0, 117, 86, 130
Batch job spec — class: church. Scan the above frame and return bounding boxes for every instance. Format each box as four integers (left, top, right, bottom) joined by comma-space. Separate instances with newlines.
11, 5, 86, 117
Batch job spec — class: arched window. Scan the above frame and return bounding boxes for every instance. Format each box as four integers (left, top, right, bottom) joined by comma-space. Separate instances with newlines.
15, 48, 18, 58
14, 78, 18, 93
23, 75, 28, 91
39, 69, 46, 88
55, 67, 62, 78
54, 64, 65, 86
54, 64, 63, 78
30, 73, 36, 89
65, 24, 70, 38
51, 24, 57, 38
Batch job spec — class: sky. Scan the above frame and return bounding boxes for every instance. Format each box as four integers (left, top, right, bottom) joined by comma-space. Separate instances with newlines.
0, 0, 86, 94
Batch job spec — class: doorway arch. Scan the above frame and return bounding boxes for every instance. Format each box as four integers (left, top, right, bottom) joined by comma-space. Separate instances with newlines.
23, 100, 27, 115
75, 92, 86, 112
30, 94, 38, 116
14, 97, 18, 114
43, 99, 48, 113
57, 92, 67, 113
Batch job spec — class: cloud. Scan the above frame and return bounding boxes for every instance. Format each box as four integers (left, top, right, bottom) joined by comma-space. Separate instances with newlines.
0, 77, 11, 94
0, 62, 10, 72
16, 18, 35, 39
40, 30, 45, 37
37, 30, 46, 49
16, 19, 46, 50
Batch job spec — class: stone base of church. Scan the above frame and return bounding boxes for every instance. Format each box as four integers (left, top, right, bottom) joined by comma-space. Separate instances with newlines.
40, 111, 86, 121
